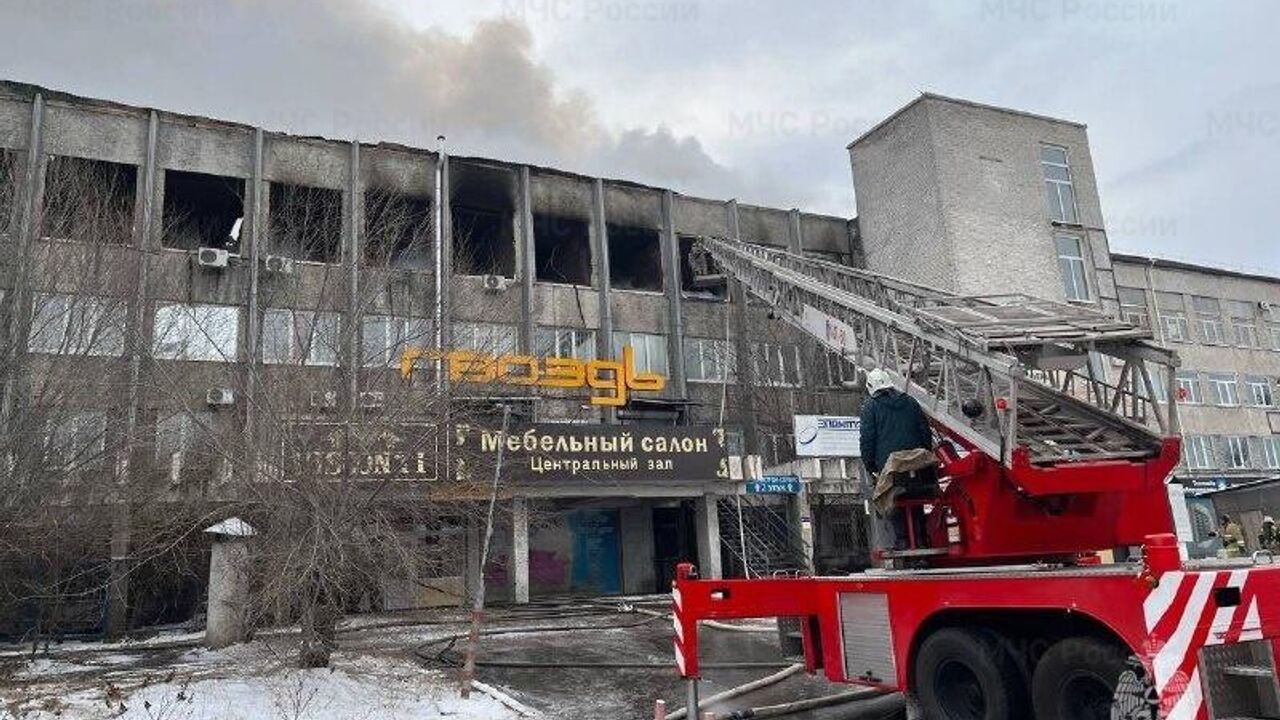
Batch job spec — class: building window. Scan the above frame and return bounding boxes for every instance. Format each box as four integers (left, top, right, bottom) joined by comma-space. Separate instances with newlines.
42, 156, 137, 244
683, 337, 736, 383
1156, 292, 1190, 342
825, 353, 859, 387
1207, 372, 1239, 407
44, 410, 108, 471
28, 292, 126, 357
1054, 235, 1090, 302
1247, 376, 1275, 407
263, 309, 340, 366
1269, 324, 1280, 352
153, 303, 240, 362
1146, 363, 1168, 403
1040, 145, 1078, 224
1116, 287, 1150, 328
268, 182, 344, 264
1192, 296, 1225, 345
454, 321, 518, 356
0, 149, 17, 237
536, 326, 596, 361
612, 331, 669, 376
1224, 436, 1250, 470
155, 410, 212, 483
362, 315, 432, 367
1226, 300, 1260, 348
1183, 435, 1215, 470
1174, 371, 1202, 404
751, 342, 802, 386
1262, 436, 1280, 470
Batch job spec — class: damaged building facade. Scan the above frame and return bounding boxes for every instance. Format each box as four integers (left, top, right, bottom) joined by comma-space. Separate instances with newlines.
0, 81, 862, 634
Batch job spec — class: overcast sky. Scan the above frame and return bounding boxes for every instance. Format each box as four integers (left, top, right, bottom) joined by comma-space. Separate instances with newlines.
1, 0, 1276, 272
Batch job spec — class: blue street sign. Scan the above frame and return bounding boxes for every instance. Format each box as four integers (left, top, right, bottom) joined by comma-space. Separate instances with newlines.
746, 476, 801, 494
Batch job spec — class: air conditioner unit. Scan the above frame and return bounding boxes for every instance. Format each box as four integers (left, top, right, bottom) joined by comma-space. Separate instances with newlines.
358, 391, 385, 409
309, 390, 338, 409
206, 387, 235, 406
481, 274, 510, 292
1261, 301, 1275, 314
264, 255, 295, 275
197, 247, 230, 269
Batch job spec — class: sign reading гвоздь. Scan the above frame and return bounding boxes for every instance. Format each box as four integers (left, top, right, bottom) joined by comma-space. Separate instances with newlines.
400, 345, 664, 407
454, 424, 729, 483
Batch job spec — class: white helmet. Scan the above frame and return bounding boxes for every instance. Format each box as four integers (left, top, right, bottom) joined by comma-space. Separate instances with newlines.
865, 368, 895, 395
1266, 516, 1275, 525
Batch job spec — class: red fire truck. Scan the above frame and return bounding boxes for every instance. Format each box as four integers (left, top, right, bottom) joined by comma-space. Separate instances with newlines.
672, 238, 1280, 720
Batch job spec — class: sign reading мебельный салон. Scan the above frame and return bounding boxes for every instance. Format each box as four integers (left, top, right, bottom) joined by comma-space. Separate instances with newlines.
794, 415, 861, 457
286, 423, 729, 484
454, 424, 730, 484
400, 345, 664, 407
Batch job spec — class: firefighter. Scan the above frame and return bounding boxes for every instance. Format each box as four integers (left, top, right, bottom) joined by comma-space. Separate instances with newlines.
1219, 514, 1245, 558
1259, 516, 1279, 552
861, 368, 938, 551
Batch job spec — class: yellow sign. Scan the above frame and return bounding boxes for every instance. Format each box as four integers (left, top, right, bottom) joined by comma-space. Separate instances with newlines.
400, 345, 665, 407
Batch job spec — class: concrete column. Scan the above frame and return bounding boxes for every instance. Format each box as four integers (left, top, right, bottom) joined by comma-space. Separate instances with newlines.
660, 190, 687, 399
344, 142, 361, 409
511, 497, 530, 604
591, 179, 615, 423
786, 486, 815, 574
243, 128, 264, 454
517, 167, 536, 357
694, 494, 722, 580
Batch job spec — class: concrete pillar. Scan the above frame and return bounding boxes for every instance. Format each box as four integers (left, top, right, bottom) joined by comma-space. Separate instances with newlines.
694, 494, 722, 580
786, 486, 815, 574
511, 497, 530, 604
204, 518, 255, 649
591, 178, 615, 423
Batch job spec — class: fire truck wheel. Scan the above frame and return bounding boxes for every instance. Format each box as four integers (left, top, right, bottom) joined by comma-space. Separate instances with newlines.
915, 627, 1028, 720
1031, 636, 1130, 720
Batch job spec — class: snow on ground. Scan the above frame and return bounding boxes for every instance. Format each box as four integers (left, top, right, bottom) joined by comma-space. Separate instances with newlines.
1, 639, 521, 720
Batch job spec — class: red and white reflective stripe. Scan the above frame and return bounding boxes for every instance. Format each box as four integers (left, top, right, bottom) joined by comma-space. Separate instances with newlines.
1164, 668, 1202, 720
1151, 572, 1215, 693
673, 639, 686, 675
672, 586, 687, 675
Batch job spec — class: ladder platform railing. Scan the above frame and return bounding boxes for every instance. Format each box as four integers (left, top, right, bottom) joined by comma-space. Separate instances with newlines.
695, 236, 1180, 470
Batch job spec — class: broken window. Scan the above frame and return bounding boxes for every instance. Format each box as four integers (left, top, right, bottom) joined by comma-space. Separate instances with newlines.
0, 149, 17, 237
678, 235, 726, 300
452, 206, 515, 277
42, 156, 137, 243
268, 182, 343, 263
683, 337, 735, 383
534, 214, 592, 285
28, 292, 127, 357
364, 188, 432, 270
751, 342, 802, 387
450, 164, 515, 277
607, 224, 662, 291
162, 170, 245, 252
262, 309, 340, 366
453, 321, 518, 356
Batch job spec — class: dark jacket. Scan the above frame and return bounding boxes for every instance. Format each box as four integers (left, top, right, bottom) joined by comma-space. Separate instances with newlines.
860, 389, 933, 476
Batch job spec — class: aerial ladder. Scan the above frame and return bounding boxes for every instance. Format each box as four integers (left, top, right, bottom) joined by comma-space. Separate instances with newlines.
672, 237, 1280, 720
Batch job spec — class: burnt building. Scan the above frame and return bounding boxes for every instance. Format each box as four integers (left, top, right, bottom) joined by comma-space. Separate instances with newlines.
0, 82, 865, 634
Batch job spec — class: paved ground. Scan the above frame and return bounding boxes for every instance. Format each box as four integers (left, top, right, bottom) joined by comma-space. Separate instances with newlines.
2, 600, 906, 719
390, 598, 906, 719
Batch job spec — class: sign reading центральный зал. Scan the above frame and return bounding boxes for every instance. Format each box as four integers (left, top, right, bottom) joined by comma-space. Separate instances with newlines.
454, 424, 730, 483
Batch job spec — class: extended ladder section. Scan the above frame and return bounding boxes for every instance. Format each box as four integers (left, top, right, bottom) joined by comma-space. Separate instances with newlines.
695, 236, 1180, 469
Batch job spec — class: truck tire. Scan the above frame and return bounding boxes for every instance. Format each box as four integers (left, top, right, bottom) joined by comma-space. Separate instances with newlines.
1031, 636, 1132, 720
915, 627, 1028, 720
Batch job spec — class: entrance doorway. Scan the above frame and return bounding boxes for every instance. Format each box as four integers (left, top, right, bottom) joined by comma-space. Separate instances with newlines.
652, 502, 698, 592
